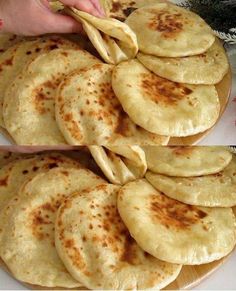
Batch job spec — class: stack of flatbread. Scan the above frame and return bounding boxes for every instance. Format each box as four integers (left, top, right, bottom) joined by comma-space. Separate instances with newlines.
0, 0, 229, 145
0, 146, 235, 289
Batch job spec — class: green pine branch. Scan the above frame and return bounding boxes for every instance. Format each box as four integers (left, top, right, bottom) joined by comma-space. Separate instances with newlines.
179, 0, 236, 34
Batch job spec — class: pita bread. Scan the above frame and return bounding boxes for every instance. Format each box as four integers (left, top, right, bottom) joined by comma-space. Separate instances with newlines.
100, 0, 164, 21
3, 47, 100, 145
112, 59, 220, 137
0, 153, 81, 212
65, 7, 138, 64
146, 155, 236, 207
117, 179, 236, 265
137, 39, 229, 84
126, 3, 215, 57
0, 167, 105, 288
89, 145, 147, 184
143, 146, 232, 177
55, 183, 182, 289
56, 63, 169, 145
0, 36, 77, 128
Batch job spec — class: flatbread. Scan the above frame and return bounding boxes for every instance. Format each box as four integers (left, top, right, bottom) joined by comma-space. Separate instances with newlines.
117, 179, 236, 265
137, 39, 229, 84
65, 7, 138, 64
0, 36, 77, 127
89, 145, 147, 184
112, 59, 220, 137
0, 167, 105, 288
55, 183, 182, 289
56, 63, 169, 145
0, 153, 81, 212
142, 146, 232, 177
100, 0, 164, 21
3, 47, 100, 145
145, 155, 236, 207
126, 3, 215, 57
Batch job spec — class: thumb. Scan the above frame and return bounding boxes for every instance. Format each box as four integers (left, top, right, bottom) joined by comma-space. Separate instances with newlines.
43, 12, 82, 33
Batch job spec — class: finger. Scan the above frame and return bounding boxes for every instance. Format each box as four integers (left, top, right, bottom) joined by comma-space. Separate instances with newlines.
90, 0, 106, 16
60, 0, 103, 17
44, 12, 83, 33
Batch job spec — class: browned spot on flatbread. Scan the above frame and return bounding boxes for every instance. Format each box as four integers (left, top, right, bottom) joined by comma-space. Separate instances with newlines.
150, 194, 207, 230
141, 72, 193, 105
148, 10, 184, 38
169, 146, 195, 156
30, 195, 66, 241
0, 57, 14, 72
120, 232, 140, 265
62, 235, 87, 270
111, 1, 122, 12
0, 175, 8, 186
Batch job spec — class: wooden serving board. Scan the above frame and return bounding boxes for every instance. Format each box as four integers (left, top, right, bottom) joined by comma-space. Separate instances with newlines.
1, 206, 235, 290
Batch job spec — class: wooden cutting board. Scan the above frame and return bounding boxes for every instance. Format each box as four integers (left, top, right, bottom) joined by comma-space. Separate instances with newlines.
1, 206, 235, 290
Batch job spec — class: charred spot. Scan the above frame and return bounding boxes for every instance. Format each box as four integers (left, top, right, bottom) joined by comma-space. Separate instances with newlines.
26, 51, 32, 55
61, 52, 68, 57
114, 107, 131, 136
111, 1, 122, 12
65, 239, 74, 248
150, 194, 208, 230
49, 44, 59, 50
149, 11, 183, 37
4, 57, 13, 66
22, 170, 29, 175
64, 113, 73, 122
123, 7, 137, 17
35, 48, 41, 53
141, 73, 192, 105
120, 231, 139, 265
48, 162, 59, 169
61, 171, 69, 177
0, 176, 9, 186
33, 166, 39, 172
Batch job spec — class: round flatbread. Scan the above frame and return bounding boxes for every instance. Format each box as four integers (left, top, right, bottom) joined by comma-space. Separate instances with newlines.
126, 3, 215, 57
89, 145, 147, 184
3, 46, 100, 145
146, 155, 236, 207
55, 183, 182, 289
137, 39, 229, 84
56, 63, 169, 145
112, 60, 220, 137
0, 167, 105, 288
117, 179, 236, 265
0, 36, 77, 127
142, 146, 232, 177
0, 153, 81, 212
66, 7, 138, 64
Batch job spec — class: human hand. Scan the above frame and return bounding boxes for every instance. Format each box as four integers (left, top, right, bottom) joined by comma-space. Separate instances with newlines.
0, 0, 104, 36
